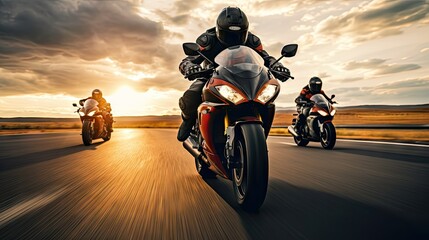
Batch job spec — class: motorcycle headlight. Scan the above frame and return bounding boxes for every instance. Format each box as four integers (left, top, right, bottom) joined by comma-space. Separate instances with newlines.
215, 85, 245, 104
317, 109, 328, 116
257, 85, 277, 104
87, 110, 96, 116
330, 109, 336, 116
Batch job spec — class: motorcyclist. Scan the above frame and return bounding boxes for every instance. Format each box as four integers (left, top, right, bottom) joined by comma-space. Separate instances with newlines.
294, 77, 332, 133
79, 89, 113, 132
177, 6, 290, 141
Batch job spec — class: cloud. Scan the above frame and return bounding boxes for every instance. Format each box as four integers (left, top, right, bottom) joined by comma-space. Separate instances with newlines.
0, 0, 190, 97
328, 77, 429, 105
299, 0, 429, 47
343, 58, 421, 76
344, 59, 386, 70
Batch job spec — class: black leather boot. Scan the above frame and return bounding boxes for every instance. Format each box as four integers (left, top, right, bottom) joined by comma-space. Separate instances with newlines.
177, 114, 195, 141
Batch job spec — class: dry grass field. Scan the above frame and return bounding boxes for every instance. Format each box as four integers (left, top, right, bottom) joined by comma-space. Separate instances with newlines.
1, 106, 428, 141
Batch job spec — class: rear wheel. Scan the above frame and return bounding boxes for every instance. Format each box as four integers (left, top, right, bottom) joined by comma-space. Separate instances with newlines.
233, 124, 268, 212
82, 120, 93, 146
321, 122, 336, 149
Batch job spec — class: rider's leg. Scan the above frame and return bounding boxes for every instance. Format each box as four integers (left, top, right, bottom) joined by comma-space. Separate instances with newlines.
177, 79, 206, 141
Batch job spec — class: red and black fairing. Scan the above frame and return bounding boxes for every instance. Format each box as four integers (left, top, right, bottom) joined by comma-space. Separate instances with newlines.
198, 53, 280, 177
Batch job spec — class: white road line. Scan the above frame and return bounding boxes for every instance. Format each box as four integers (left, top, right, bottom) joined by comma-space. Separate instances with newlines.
337, 139, 429, 148
270, 136, 429, 148
279, 142, 296, 146
0, 188, 66, 227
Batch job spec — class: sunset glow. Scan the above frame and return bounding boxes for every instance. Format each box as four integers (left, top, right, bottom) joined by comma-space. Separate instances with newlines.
0, 0, 428, 117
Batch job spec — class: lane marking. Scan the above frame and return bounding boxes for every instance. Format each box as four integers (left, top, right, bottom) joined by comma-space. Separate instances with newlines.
0, 188, 66, 227
337, 139, 429, 148
279, 142, 296, 146
271, 136, 429, 148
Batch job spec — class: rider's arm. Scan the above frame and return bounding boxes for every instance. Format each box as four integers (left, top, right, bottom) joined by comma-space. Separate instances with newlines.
79, 98, 88, 106
320, 90, 333, 103
98, 98, 108, 111
246, 32, 277, 68
179, 30, 214, 76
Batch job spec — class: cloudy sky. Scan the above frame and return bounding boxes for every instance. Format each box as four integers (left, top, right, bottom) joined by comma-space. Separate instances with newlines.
0, 0, 428, 117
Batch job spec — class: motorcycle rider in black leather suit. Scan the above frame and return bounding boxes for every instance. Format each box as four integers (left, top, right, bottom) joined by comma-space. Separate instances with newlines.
177, 7, 290, 141
294, 77, 332, 133
79, 89, 114, 132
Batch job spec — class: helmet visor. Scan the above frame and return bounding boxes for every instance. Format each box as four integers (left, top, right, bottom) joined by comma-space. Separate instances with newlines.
310, 83, 322, 93
218, 29, 248, 46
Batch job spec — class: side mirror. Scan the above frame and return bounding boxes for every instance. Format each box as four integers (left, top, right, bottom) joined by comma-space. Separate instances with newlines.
183, 43, 200, 56
331, 94, 335, 100
281, 44, 298, 58
73, 103, 78, 107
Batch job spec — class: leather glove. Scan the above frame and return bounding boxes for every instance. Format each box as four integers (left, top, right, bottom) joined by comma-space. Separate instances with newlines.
185, 63, 202, 76
271, 63, 290, 82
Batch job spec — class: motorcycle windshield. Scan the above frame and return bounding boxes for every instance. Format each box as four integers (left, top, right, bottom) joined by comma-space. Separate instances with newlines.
82, 99, 99, 114
214, 46, 264, 78
310, 94, 330, 110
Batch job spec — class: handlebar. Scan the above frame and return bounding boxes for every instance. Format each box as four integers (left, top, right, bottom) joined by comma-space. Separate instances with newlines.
184, 68, 215, 80
269, 69, 294, 81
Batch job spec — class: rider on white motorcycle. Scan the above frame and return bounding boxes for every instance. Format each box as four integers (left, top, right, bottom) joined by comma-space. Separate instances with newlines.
294, 77, 333, 133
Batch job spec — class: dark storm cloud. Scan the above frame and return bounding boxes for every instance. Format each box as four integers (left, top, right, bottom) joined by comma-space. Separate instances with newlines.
344, 59, 421, 76
316, 0, 429, 42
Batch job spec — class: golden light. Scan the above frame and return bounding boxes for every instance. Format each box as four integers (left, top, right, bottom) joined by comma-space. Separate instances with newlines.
109, 86, 143, 116
107, 86, 182, 116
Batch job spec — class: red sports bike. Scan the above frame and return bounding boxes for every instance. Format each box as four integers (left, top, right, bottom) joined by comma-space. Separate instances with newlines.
182, 43, 298, 211
73, 100, 111, 146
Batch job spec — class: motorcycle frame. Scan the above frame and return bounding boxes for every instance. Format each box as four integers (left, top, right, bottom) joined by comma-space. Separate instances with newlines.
196, 77, 279, 179
302, 103, 335, 140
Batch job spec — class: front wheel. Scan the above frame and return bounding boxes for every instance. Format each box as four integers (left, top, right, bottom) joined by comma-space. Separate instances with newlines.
102, 130, 111, 141
320, 122, 336, 150
293, 135, 309, 146
82, 120, 93, 146
233, 124, 268, 212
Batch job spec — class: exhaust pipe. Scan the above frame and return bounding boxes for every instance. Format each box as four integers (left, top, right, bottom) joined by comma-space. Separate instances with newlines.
288, 126, 299, 137
183, 139, 210, 165
183, 139, 200, 158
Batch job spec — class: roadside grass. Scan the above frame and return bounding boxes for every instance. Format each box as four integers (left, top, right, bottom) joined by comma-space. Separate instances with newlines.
270, 128, 429, 142
1, 108, 428, 141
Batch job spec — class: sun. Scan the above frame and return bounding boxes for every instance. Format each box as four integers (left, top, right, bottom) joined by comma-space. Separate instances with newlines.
107, 85, 182, 116
109, 86, 145, 116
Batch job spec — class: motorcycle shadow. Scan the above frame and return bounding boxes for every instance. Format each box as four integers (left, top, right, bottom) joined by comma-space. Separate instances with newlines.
203, 177, 427, 240
0, 142, 105, 172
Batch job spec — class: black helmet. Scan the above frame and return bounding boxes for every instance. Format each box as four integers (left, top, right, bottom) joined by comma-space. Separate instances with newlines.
216, 7, 249, 47
308, 77, 322, 93
92, 89, 102, 100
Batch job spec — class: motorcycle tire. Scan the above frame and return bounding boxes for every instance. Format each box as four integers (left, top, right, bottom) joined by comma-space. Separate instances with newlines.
321, 122, 336, 150
233, 123, 268, 212
293, 135, 309, 147
103, 131, 111, 141
82, 120, 93, 146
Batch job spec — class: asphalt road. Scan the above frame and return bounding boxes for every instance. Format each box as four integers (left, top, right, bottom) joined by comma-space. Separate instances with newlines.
0, 129, 428, 239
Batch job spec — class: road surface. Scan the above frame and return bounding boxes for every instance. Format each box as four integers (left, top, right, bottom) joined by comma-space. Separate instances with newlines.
0, 129, 428, 239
